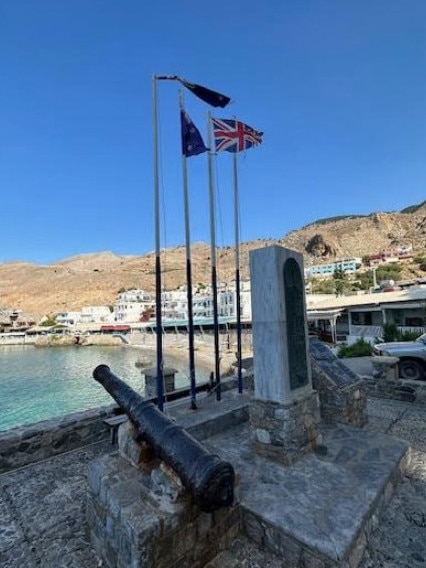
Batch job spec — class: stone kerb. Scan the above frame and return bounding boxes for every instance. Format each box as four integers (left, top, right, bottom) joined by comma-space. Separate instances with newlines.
249, 246, 321, 464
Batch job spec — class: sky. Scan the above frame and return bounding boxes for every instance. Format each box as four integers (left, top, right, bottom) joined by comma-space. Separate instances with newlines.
1, 0, 426, 264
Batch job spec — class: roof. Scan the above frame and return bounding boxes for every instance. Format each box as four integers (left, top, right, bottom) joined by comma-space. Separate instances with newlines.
306, 286, 426, 312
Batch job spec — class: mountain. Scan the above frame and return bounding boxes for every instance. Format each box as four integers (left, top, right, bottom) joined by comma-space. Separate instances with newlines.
1, 202, 426, 317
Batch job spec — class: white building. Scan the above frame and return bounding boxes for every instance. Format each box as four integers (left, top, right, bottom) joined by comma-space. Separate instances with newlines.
80, 306, 113, 323
114, 289, 153, 323
56, 306, 113, 326
56, 311, 82, 326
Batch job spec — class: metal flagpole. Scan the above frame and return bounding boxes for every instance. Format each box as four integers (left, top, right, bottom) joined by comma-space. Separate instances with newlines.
179, 90, 197, 410
232, 152, 243, 393
152, 75, 164, 411
207, 111, 221, 401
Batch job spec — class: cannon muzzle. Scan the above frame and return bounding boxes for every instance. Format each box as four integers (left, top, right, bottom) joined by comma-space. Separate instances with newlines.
93, 364, 234, 512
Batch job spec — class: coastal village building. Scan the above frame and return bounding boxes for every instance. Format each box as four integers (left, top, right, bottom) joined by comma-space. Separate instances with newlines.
305, 257, 362, 278
114, 289, 153, 323
56, 306, 113, 326
306, 285, 426, 344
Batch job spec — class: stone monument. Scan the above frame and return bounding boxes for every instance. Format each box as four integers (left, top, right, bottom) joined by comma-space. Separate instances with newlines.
249, 245, 321, 464
309, 337, 368, 427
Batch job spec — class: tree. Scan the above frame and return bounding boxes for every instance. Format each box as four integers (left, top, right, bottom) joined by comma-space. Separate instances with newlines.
355, 270, 374, 291
40, 314, 57, 327
333, 267, 348, 296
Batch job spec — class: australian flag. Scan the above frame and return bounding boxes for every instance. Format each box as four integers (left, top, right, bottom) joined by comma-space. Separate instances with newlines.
180, 110, 208, 157
179, 79, 231, 108
212, 118, 263, 153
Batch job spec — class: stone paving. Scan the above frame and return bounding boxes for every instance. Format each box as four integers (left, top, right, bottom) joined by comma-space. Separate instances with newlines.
0, 441, 109, 567
0, 395, 425, 567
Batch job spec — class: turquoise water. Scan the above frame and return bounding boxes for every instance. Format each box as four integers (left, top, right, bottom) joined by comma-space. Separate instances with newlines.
0, 345, 208, 432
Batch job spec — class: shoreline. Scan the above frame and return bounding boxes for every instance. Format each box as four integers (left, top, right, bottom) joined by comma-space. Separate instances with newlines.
131, 340, 243, 378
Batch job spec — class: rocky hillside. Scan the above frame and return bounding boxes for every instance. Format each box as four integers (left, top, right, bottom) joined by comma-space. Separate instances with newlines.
1, 201, 425, 317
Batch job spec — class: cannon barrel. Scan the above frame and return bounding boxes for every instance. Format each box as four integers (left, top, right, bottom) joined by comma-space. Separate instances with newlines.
93, 365, 234, 512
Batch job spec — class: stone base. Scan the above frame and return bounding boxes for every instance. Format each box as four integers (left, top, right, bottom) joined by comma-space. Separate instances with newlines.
249, 391, 321, 465
87, 453, 240, 568
207, 421, 410, 568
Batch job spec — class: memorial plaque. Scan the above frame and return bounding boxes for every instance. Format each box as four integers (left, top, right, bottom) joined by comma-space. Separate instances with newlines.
284, 258, 309, 390
309, 337, 359, 388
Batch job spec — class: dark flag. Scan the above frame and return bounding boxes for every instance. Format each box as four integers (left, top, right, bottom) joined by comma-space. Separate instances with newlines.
181, 110, 209, 157
212, 118, 263, 153
179, 78, 231, 108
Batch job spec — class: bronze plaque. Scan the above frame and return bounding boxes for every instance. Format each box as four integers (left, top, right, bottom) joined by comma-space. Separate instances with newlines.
284, 258, 309, 390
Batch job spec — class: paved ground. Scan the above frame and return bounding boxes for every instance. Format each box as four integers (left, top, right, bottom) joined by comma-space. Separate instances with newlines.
0, 382, 425, 567
0, 442, 109, 567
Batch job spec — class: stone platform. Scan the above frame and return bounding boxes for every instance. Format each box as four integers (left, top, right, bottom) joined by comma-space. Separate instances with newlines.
87, 390, 409, 568
206, 421, 408, 568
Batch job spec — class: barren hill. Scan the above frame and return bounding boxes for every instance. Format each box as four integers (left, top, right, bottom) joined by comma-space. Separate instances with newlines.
1, 202, 426, 317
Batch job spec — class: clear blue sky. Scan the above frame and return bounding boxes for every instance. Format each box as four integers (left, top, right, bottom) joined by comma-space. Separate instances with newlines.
1, 0, 425, 264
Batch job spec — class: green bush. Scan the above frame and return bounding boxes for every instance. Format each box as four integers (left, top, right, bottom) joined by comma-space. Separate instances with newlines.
397, 330, 422, 341
337, 338, 373, 358
382, 325, 422, 342
383, 322, 398, 342
413, 255, 426, 264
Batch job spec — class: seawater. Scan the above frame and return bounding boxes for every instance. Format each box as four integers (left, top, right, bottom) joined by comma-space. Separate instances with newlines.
0, 345, 209, 432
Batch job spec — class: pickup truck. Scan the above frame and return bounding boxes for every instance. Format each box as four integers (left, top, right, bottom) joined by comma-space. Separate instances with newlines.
372, 332, 426, 381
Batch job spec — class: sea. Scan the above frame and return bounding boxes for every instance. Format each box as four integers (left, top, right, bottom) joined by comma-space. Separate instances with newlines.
0, 345, 210, 432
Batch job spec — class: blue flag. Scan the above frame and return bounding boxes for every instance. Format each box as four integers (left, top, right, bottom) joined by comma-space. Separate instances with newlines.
179, 79, 231, 108
180, 110, 208, 157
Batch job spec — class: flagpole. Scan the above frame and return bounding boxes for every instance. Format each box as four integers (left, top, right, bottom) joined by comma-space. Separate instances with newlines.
233, 151, 243, 393
152, 75, 164, 411
179, 90, 197, 410
207, 111, 221, 401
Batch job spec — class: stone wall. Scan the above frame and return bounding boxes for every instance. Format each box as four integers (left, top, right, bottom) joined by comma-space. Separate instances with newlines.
87, 452, 241, 568
0, 405, 119, 473
250, 392, 321, 465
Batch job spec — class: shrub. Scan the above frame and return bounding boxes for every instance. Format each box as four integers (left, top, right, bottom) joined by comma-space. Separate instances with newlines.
337, 338, 373, 358
383, 322, 398, 342
397, 330, 422, 341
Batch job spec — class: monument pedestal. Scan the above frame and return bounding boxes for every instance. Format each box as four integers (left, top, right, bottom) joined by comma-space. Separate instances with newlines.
249, 246, 322, 465
250, 391, 322, 465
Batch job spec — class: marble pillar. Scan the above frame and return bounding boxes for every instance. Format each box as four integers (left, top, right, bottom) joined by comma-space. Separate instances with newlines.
249, 245, 321, 464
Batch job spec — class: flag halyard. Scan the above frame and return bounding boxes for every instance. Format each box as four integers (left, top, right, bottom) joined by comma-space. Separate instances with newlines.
212, 118, 263, 153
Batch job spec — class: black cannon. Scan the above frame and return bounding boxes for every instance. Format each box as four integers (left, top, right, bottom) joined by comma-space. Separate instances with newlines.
93, 365, 235, 512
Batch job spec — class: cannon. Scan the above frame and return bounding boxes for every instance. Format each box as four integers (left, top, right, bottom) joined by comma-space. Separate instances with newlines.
93, 365, 235, 512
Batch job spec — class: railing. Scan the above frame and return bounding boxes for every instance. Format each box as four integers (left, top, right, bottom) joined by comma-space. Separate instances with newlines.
349, 325, 383, 338
396, 326, 425, 336
350, 325, 425, 339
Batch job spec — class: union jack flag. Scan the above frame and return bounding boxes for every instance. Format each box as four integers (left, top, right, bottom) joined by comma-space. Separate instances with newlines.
212, 118, 263, 153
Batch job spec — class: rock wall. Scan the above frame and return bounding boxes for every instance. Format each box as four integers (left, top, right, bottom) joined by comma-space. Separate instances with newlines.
0, 405, 119, 473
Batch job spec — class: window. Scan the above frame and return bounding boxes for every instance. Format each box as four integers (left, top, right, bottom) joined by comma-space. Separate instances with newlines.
405, 317, 424, 327
351, 312, 372, 325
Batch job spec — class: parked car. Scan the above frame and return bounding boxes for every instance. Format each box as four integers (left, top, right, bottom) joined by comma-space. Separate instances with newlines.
372, 333, 426, 381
